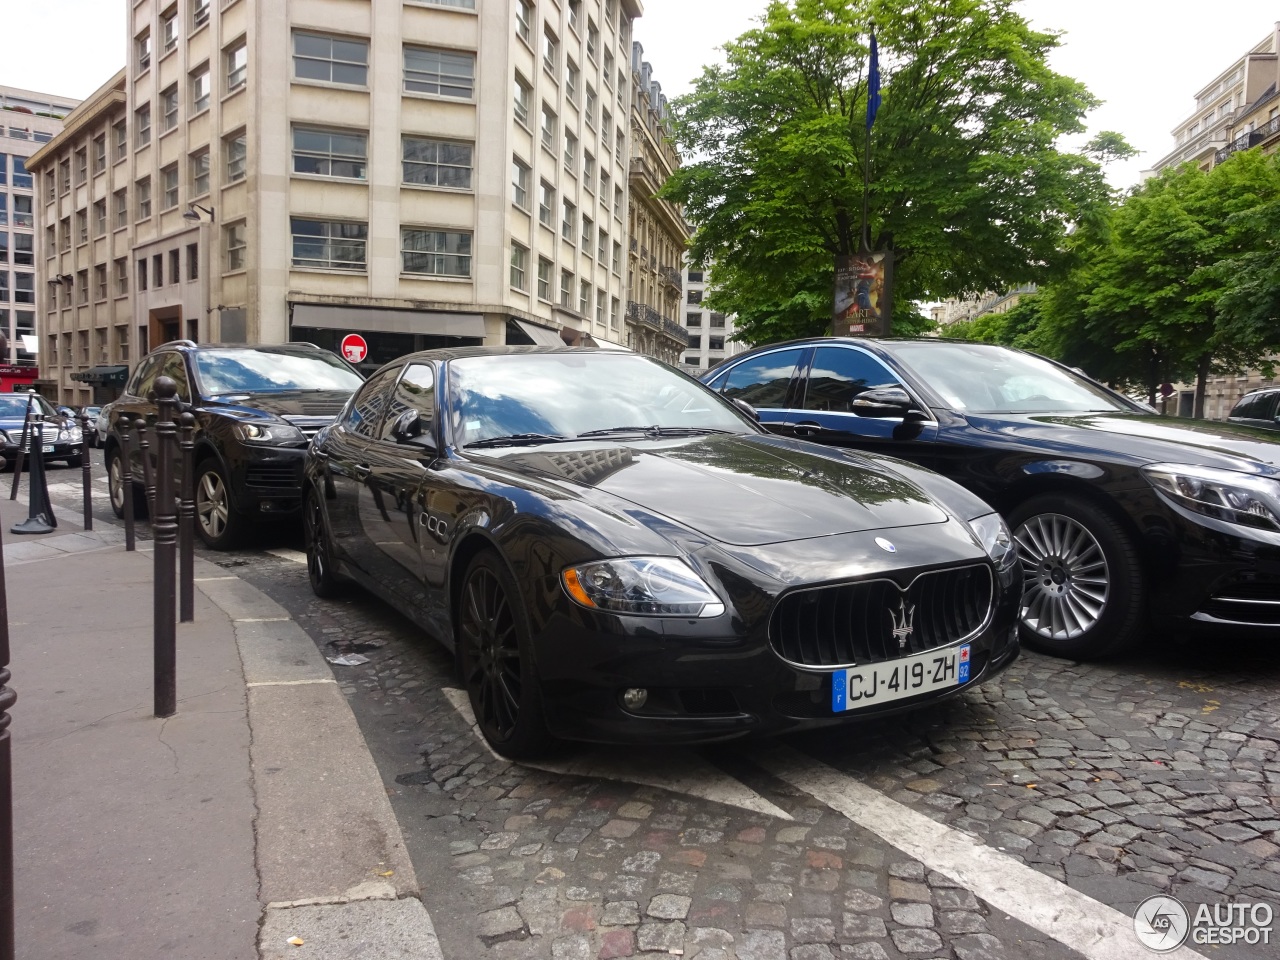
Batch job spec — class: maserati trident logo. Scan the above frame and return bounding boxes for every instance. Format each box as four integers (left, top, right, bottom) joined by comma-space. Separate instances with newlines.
889, 596, 916, 649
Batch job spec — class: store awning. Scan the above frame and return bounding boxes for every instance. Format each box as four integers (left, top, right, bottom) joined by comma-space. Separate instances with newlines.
291, 303, 487, 338
582, 333, 631, 351
507, 318, 564, 347
70, 364, 129, 385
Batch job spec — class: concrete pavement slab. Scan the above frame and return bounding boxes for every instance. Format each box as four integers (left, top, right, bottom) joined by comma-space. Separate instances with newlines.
259, 899, 444, 960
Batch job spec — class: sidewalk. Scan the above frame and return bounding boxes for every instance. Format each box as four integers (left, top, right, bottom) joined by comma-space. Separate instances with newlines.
4, 478, 442, 959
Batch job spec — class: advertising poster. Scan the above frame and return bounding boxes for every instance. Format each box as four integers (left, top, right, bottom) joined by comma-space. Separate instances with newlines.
833, 251, 890, 336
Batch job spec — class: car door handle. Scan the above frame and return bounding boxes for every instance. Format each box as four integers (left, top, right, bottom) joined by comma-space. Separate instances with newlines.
792, 421, 826, 437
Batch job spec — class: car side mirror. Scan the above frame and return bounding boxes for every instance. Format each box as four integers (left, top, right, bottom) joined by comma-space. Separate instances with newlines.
391, 409, 436, 450
731, 398, 760, 421
851, 386, 917, 419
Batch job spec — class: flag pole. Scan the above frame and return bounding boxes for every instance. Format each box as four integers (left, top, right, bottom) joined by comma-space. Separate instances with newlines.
862, 21, 878, 254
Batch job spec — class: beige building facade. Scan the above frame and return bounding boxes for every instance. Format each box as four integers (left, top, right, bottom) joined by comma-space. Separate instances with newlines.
624, 42, 687, 364
33, 0, 646, 403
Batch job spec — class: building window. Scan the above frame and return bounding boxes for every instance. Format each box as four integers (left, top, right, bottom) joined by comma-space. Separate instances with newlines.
515, 0, 532, 44
614, 185, 623, 218
564, 130, 577, 171
192, 0, 209, 29
402, 137, 472, 189
688, 289, 703, 305
293, 32, 369, 86
169, 249, 181, 285
113, 119, 128, 161
601, 169, 610, 198
584, 151, 596, 190
190, 65, 211, 113
616, 130, 625, 156
596, 287, 605, 324
568, 0, 581, 33
76, 210, 88, 245
225, 132, 247, 182
92, 135, 107, 175
597, 228, 607, 262
153, 254, 164, 287
401, 228, 472, 278
566, 58, 579, 103
60, 216, 70, 250
225, 39, 247, 92
95, 264, 108, 301
135, 103, 151, 147
511, 156, 529, 209
542, 27, 559, 75
293, 127, 368, 180
0, 273, 7, 303
585, 85, 596, 127
94, 199, 107, 236
15, 274, 34, 305
403, 47, 475, 98
514, 74, 531, 127
540, 103, 557, 151
579, 279, 590, 314
225, 221, 247, 271
587, 18, 599, 61
612, 240, 621, 273
114, 258, 128, 296
536, 257, 552, 301
162, 84, 179, 131
561, 198, 576, 242
113, 188, 128, 229
190, 149, 210, 196
709, 336, 725, 351
161, 8, 178, 54
136, 177, 151, 220
538, 181, 554, 228
291, 218, 367, 271
136, 29, 152, 73
604, 50, 614, 86
162, 164, 179, 209
12, 234, 32, 266
137, 258, 148, 292
582, 214, 593, 250
610, 296, 620, 329
686, 311, 702, 326
560, 269, 572, 308
187, 243, 199, 281
510, 242, 528, 290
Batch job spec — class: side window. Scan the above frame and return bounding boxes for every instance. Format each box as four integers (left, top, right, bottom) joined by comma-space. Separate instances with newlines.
340, 365, 401, 440
802, 347, 902, 412
128, 354, 162, 397
159, 353, 191, 403
720, 348, 805, 408
1265, 393, 1280, 421
380, 363, 435, 441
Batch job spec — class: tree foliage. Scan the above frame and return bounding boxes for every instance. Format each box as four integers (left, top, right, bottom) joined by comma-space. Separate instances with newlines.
664, 0, 1121, 345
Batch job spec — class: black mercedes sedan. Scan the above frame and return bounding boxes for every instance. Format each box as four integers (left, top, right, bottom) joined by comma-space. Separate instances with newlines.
701, 338, 1280, 660
304, 347, 1021, 758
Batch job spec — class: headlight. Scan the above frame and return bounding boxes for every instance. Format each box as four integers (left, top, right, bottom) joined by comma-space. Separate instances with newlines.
970, 512, 1018, 569
234, 421, 306, 444
1143, 463, 1280, 532
59, 426, 83, 442
562, 557, 726, 618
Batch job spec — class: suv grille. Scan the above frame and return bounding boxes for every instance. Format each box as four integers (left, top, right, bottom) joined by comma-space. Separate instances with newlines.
246, 463, 302, 489
281, 415, 338, 441
770, 564, 993, 668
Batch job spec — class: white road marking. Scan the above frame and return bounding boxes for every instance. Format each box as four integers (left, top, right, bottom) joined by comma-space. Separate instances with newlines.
267, 548, 308, 565
755, 744, 1206, 960
442, 688, 793, 820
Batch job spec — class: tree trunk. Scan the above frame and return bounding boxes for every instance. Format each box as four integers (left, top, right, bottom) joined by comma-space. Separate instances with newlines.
1193, 352, 1211, 419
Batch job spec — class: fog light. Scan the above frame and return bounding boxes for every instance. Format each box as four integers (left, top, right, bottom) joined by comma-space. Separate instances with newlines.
621, 687, 648, 710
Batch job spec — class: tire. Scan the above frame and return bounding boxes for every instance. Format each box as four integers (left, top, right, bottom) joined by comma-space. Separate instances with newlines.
106, 445, 147, 519
304, 486, 343, 598
457, 551, 554, 759
1009, 493, 1145, 660
65, 453, 84, 469
194, 458, 242, 549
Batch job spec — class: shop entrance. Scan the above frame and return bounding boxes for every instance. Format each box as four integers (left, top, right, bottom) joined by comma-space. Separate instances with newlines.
290, 327, 483, 375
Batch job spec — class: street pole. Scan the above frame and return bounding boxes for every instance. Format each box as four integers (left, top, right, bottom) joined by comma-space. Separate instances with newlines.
117, 415, 136, 552
153, 378, 179, 719
178, 412, 195, 623
77, 411, 93, 531
0, 509, 15, 960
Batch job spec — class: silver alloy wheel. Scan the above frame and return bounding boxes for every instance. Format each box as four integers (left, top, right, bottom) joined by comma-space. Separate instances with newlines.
196, 468, 230, 540
1014, 512, 1110, 640
108, 451, 125, 513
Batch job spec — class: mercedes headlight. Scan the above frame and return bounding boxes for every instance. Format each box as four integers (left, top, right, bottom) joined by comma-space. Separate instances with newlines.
970, 512, 1018, 569
59, 426, 83, 442
562, 557, 726, 618
234, 421, 306, 444
1143, 463, 1280, 533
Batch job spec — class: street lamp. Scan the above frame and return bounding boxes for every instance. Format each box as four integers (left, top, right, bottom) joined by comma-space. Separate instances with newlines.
182, 203, 214, 224
182, 205, 216, 339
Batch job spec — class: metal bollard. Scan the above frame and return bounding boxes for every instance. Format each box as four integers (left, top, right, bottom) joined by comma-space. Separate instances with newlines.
153, 378, 179, 719
0, 513, 16, 960
11, 408, 56, 536
117, 415, 136, 552
179, 412, 195, 623
136, 417, 156, 517
7, 394, 33, 502
77, 411, 92, 532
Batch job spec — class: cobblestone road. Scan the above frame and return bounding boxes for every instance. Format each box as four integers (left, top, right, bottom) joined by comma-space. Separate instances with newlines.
42, 461, 1280, 959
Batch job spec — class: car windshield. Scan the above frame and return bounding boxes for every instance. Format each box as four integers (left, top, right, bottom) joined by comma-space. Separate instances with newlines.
448, 353, 755, 447
194, 347, 364, 395
0, 394, 55, 418
893, 342, 1139, 415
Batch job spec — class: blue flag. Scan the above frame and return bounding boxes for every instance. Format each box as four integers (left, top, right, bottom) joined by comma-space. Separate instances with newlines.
866, 27, 881, 130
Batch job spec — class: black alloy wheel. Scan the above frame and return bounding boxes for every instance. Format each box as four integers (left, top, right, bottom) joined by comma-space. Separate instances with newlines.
1009, 493, 1145, 660
458, 551, 553, 759
304, 487, 342, 598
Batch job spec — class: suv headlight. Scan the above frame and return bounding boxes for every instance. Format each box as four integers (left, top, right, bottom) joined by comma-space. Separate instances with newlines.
1143, 463, 1280, 533
969, 512, 1018, 569
562, 557, 726, 618
234, 421, 306, 444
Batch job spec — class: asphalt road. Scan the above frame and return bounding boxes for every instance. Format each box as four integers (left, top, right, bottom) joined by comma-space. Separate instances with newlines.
38, 448, 1280, 960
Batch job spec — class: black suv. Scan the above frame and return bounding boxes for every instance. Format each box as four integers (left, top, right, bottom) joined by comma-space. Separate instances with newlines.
104, 340, 365, 548
1227, 386, 1280, 432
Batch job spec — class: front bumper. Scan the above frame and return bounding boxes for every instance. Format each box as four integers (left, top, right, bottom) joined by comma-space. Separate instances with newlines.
1, 439, 83, 463
228, 445, 309, 517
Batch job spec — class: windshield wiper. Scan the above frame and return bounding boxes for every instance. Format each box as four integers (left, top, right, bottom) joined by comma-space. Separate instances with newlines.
464, 432, 569, 449
576, 425, 736, 439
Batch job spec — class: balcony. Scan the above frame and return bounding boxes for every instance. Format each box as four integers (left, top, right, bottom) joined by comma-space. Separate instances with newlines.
1214, 116, 1278, 164
626, 300, 689, 347
659, 266, 682, 292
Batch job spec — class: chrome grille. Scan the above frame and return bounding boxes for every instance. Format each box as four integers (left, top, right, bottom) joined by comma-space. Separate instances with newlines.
281, 415, 337, 441
770, 564, 994, 668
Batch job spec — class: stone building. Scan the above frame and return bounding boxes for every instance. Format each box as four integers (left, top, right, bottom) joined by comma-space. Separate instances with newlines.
680, 261, 746, 373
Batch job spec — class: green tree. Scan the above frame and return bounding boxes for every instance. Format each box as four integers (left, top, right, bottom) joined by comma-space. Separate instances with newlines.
664, 0, 1121, 345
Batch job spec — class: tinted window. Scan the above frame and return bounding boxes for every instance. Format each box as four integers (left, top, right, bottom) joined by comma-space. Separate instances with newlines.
194, 346, 363, 394
341, 365, 402, 440
159, 353, 191, 403
1231, 392, 1277, 421
719, 349, 804, 408
803, 346, 902, 412
128, 354, 163, 397
380, 364, 435, 441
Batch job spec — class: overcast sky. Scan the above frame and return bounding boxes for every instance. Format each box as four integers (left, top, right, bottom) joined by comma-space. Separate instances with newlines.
4, 1, 1277, 189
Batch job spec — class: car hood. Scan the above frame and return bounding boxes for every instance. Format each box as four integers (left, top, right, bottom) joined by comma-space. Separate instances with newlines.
204, 390, 352, 420
485, 433, 951, 546
964, 412, 1280, 474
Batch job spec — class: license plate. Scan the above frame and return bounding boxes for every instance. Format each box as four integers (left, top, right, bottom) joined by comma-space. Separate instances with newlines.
832, 643, 971, 712
42, 445, 54, 454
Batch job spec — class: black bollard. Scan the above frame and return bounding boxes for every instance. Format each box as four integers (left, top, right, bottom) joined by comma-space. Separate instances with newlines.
7, 394, 33, 502
153, 379, 179, 719
76, 411, 92, 532
117, 415, 136, 552
0, 510, 16, 960
11, 407, 56, 536
136, 417, 156, 518
178, 412, 195, 623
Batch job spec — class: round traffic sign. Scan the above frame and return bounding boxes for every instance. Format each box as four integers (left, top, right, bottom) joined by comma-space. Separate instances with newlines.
340, 333, 368, 364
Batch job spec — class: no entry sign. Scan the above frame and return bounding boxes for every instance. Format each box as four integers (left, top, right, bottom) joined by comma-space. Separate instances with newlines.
340, 333, 368, 364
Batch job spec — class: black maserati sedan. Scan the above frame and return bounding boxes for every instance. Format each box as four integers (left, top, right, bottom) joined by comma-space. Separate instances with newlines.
304, 347, 1021, 758
701, 338, 1280, 660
